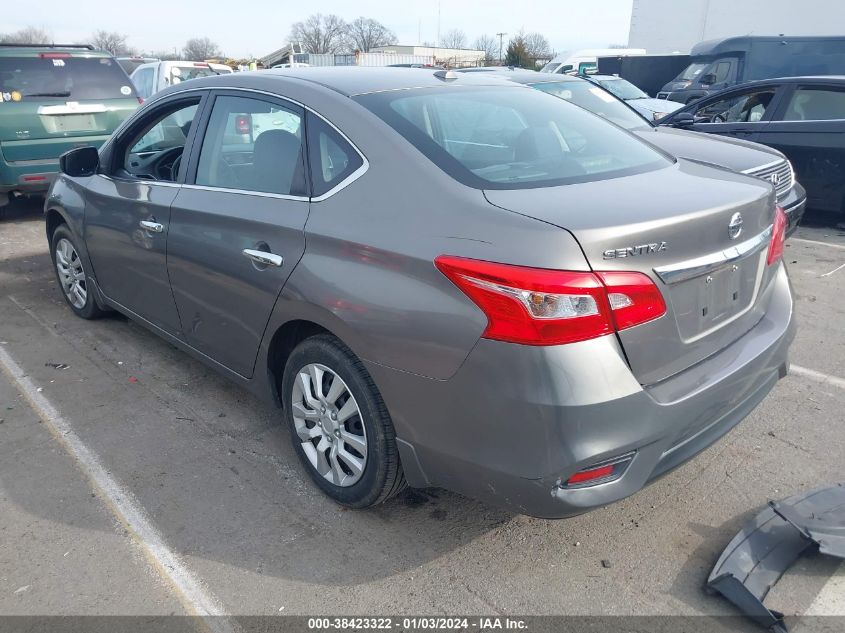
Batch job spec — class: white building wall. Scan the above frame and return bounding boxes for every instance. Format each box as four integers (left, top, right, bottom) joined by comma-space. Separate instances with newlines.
629, 0, 845, 53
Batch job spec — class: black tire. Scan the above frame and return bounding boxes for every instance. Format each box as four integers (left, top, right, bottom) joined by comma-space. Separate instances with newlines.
282, 334, 406, 508
50, 225, 105, 320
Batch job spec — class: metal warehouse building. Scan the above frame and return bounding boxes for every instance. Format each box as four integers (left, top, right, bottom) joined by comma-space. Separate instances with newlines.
629, 0, 845, 53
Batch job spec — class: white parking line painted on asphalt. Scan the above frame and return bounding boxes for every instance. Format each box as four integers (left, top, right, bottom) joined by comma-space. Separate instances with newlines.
0, 345, 238, 633
821, 262, 845, 277
805, 565, 845, 616
791, 237, 845, 251
790, 365, 845, 390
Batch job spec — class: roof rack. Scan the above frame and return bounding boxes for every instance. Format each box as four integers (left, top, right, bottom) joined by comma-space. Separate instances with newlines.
0, 43, 95, 50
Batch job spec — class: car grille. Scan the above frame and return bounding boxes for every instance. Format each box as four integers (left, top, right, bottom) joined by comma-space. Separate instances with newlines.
745, 160, 793, 202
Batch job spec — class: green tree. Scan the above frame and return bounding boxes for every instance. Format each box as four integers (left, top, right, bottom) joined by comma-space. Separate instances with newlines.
504, 34, 531, 68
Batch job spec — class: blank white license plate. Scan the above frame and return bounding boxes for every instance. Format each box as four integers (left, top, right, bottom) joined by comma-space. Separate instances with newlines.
46, 114, 98, 133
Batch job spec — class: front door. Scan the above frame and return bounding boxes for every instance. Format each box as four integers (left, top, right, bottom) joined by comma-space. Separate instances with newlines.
687, 85, 784, 141
84, 95, 205, 335
166, 92, 309, 377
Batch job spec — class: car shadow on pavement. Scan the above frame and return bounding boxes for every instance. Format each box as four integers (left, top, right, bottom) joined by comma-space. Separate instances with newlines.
0, 229, 515, 587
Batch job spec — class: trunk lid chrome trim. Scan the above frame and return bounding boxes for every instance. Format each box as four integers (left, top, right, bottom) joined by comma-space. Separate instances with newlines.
653, 225, 773, 285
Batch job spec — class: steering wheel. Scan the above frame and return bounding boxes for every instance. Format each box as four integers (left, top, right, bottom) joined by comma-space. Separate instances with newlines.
153, 146, 185, 181
712, 112, 728, 123
170, 154, 182, 182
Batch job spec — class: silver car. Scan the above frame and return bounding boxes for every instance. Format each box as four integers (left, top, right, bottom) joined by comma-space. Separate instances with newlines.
46, 68, 795, 517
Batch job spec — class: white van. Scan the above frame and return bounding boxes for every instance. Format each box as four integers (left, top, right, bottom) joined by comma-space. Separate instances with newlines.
130, 61, 233, 100
540, 48, 646, 75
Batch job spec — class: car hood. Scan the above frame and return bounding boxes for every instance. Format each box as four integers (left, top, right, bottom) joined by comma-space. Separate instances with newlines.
638, 126, 784, 173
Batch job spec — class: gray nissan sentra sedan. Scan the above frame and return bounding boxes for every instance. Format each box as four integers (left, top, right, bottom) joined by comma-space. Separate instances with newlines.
46, 68, 795, 518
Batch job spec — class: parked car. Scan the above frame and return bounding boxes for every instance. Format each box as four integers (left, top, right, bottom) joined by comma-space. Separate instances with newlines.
657, 36, 845, 105
580, 74, 684, 121
456, 68, 806, 233
46, 68, 794, 518
540, 48, 646, 75
129, 60, 233, 100
661, 76, 845, 215
0, 43, 139, 209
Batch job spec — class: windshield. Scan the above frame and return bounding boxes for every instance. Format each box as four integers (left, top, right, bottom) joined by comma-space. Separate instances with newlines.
530, 81, 650, 130
540, 61, 560, 73
355, 86, 668, 190
0, 56, 135, 100
170, 64, 219, 85
677, 62, 709, 82
594, 77, 648, 100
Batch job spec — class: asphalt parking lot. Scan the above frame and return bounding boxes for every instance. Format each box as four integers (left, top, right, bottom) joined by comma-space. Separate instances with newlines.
1, 197, 844, 629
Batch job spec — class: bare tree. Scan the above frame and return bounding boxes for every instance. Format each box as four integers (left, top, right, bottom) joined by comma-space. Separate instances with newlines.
346, 17, 397, 53
91, 30, 133, 56
524, 32, 552, 62
0, 26, 52, 44
183, 37, 222, 61
474, 34, 499, 63
440, 29, 467, 50
289, 14, 349, 54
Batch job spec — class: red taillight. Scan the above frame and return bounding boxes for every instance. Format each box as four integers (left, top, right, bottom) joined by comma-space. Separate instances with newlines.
193, 62, 209, 67
23, 175, 46, 182
767, 205, 787, 266
434, 256, 666, 346
565, 464, 614, 486
235, 114, 252, 135
40, 52, 71, 59
596, 271, 667, 331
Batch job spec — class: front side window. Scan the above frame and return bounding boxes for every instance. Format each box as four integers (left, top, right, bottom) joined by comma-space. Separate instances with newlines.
356, 86, 668, 190
307, 114, 364, 197
0, 55, 136, 101
782, 87, 845, 121
118, 100, 199, 181
531, 80, 649, 130
694, 89, 777, 123
195, 95, 305, 196
712, 61, 732, 84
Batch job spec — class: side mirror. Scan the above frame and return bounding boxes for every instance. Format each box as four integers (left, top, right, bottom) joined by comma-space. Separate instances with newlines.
672, 112, 696, 128
59, 146, 99, 177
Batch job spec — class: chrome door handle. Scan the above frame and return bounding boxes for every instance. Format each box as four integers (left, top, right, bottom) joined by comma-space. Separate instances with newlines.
139, 220, 164, 233
242, 249, 283, 267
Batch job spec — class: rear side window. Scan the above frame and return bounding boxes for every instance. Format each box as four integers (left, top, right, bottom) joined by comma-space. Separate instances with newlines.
355, 86, 668, 190
306, 114, 364, 197
782, 87, 845, 121
195, 95, 306, 196
0, 56, 135, 101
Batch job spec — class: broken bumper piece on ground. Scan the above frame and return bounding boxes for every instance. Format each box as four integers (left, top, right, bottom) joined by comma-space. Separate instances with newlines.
707, 482, 845, 632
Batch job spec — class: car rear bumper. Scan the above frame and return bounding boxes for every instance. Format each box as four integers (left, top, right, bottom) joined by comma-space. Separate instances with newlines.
369, 262, 795, 518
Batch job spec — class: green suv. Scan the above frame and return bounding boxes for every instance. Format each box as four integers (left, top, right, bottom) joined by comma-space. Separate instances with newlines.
0, 44, 139, 209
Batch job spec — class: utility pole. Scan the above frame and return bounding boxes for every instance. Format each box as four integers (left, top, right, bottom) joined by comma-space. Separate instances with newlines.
496, 32, 507, 62
437, 1, 441, 48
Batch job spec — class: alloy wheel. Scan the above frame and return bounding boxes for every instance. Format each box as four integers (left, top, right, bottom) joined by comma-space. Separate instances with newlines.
55, 238, 87, 309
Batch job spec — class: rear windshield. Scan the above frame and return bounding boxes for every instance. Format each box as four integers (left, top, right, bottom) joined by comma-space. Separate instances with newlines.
355, 86, 667, 189
530, 80, 650, 130
0, 55, 135, 101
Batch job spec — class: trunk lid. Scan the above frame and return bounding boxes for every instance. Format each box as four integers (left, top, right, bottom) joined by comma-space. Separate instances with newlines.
485, 160, 780, 385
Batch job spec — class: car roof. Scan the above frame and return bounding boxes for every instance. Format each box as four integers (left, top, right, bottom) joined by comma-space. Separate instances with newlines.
461, 68, 583, 86
248, 66, 528, 96
717, 76, 845, 88
0, 44, 111, 58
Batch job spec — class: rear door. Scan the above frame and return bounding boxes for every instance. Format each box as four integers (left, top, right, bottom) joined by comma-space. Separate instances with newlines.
685, 85, 786, 142
756, 82, 845, 213
0, 53, 138, 163
166, 91, 309, 377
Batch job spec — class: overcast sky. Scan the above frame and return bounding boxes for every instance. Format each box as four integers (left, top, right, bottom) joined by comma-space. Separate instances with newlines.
6, 0, 635, 58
